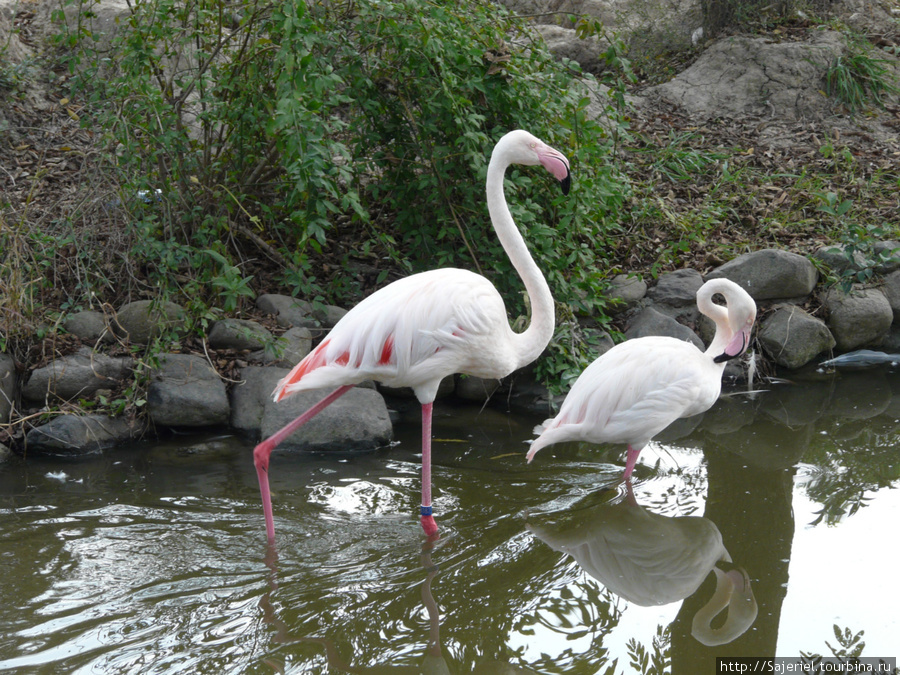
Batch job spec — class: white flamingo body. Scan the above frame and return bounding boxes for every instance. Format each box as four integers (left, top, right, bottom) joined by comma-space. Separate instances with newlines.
526, 278, 756, 478
255, 130, 570, 542
273, 267, 525, 403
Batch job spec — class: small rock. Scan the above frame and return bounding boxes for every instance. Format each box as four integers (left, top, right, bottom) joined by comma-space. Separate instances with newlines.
208, 318, 272, 350
625, 307, 704, 350
607, 274, 647, 314
113, 300, 187, 344
456, 375, 501, 402
146, 354, 229, 427
647, 269, 704, 307
707, 249, 818, 300
880, 270, 900, 322
874, 240, 900, 274
231, 366, 392, 452
758, 305, 835, 369
812, 245, 866, 274
24, 414, 146, 455
22, 348, 133, 403
249, 327, 312, 367
583, 328, 616, 358
824, 287, 893, 351
256, 294, 318, 330
64, 310, 115, 343
256, 294, 347, 332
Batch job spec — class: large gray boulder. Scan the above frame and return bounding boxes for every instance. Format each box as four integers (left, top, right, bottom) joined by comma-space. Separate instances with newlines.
648, 31, 845, 121
536, 24, 605, 75
24, 414, 146, 455
758, 305, 836, 369
113, 300, 187, 345
146, 354, 230, 427
22, 347, 133, 402
231, 366, 392, 452
707, 249, 818, 300
824, 287, 894, 351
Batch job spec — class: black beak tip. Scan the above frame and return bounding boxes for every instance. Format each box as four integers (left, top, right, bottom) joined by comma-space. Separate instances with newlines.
713, 353, 729, 364
559, 172, 571, 196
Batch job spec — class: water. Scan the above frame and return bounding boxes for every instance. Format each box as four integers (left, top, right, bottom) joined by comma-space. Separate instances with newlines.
1, 366, 899, 674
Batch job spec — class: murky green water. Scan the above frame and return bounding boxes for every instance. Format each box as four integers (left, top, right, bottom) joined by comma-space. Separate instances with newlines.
1, 367, 899, 674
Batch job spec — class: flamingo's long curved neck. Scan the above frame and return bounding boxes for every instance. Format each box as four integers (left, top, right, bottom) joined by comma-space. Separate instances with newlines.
486, 151, 555, 369
697, 280, 735, 361
697, 279, 755, 364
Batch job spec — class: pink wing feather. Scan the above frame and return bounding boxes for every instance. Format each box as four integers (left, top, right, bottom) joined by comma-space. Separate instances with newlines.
272, 268, 506, 402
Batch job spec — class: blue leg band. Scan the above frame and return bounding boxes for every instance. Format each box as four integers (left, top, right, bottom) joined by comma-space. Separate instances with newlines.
420, 505, 433, 517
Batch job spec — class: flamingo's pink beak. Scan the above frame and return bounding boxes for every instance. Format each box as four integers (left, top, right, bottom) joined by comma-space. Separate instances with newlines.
714, 325, 752, 363
538, 147, 571, 195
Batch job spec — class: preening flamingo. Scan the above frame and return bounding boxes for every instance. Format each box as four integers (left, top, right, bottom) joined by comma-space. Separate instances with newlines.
526, 278, 756, 479
254, 129, 570, 541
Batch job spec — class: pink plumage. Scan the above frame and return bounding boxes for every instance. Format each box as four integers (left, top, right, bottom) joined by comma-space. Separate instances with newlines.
527, 278, 756, 479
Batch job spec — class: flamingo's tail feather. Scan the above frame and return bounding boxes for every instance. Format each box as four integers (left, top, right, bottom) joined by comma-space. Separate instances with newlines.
273, 339, 332, 402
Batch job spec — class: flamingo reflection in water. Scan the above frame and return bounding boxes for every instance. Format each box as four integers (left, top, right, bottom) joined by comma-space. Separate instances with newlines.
526, 481, 758, 647
258, 538, 541, 674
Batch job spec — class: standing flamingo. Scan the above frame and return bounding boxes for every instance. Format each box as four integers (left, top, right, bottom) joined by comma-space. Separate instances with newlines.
254, 130, 570, 541
526, 278, 756, 478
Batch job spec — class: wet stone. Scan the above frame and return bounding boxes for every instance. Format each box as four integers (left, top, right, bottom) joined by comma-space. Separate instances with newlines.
24, 414, 146, 455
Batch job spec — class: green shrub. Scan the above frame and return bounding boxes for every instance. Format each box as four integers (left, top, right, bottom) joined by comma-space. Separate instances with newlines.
51, 0, 632, 381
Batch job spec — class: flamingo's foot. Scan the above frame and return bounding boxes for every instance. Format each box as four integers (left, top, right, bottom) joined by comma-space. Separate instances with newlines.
420, 515, 439, 537
420, 505, 438, 537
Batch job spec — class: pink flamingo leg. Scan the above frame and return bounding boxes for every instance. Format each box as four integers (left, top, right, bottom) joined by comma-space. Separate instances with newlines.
254, 385, 354, 543
419, 402, 439, 536
622, 444, 642, 481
